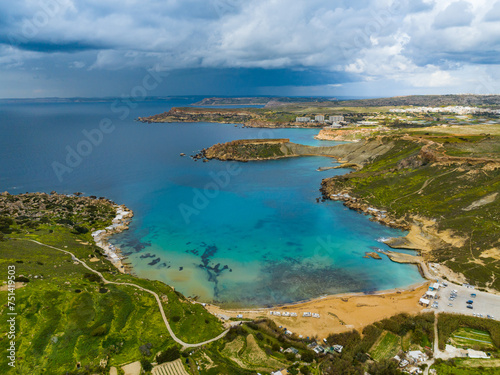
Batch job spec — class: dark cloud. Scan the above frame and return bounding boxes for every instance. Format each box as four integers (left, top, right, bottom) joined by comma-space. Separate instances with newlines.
0, 39, 103, 53
0, 0, 498, 98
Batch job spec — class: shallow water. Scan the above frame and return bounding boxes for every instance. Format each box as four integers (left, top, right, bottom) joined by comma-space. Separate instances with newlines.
0, 98, 423, 307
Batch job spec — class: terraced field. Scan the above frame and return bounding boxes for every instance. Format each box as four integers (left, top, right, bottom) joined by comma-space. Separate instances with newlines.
152, 359, 190, 375
450, 327, 495, 349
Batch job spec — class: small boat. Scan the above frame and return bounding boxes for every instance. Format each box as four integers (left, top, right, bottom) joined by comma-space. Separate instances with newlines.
180, 153, 186, 156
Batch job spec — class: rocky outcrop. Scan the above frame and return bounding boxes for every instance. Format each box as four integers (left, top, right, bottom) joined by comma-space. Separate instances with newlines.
204, 137, 396, 164
0, 191, 134, 274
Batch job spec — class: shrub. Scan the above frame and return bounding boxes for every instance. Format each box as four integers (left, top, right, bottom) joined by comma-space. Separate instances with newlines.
73, 225, 89, 234
156, 347, 180, 364
91, 324, 107, 337
139, 343, 152, 357
301, 351, 314, 363
140, 358, 152, 372
83, 273, 101, 283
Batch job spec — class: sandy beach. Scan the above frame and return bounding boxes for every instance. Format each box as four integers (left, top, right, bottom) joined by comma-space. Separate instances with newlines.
206, 282, 430, 338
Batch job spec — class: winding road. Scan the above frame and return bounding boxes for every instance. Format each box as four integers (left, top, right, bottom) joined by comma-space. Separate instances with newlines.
15, 238, 229, 348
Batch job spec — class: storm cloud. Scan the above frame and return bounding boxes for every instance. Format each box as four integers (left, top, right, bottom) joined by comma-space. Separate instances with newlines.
1, 0, 499, 97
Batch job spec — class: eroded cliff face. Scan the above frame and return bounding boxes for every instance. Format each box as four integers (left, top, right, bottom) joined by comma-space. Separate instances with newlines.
315, 127, 388, 142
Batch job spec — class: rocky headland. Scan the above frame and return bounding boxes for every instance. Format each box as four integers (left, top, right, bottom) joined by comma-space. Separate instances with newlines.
203, 137, 395, 163
0, 191, 134, 273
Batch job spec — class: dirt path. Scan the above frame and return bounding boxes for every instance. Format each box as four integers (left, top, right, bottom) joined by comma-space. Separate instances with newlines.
14, 238, 228, 348
423, 312, 440, 375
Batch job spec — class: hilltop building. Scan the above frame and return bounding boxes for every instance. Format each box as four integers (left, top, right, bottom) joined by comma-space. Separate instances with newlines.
329, 115, 344, 122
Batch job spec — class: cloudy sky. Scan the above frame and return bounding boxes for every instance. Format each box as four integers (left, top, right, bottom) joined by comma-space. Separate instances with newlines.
1, 0, 499, 98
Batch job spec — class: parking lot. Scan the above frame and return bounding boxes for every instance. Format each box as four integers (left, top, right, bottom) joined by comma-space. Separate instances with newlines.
427, 282, 500, 319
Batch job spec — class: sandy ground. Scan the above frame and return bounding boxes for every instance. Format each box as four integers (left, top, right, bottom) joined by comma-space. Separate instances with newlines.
0, 282, 26, 292
121, 361, 141, 375
206, 283, 430, 338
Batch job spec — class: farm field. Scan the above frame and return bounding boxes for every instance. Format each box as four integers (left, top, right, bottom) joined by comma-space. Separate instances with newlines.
152, 359, 190, 375
369, 331, 401, 361
450, 328, 495, 350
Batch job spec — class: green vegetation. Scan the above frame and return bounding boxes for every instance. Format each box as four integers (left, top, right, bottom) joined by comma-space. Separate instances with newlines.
321, 134, 500, 289
369, 331, 401, 361
206, 139, 288, 160
0, 193, 223, 374
432, 358, 500, 374
438, 313, 500, 351
157, 347, 181, 364
450, 328, 495, 350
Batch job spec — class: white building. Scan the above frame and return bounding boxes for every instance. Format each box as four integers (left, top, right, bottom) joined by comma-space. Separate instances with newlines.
296, 117, 311, 122
408, 350, 427, 363
430, 283, 440, 290
419, 298, 430, 306
326, 123, 342, 129
315, 115, 325, 122
425, 291, 437, 299
467, 349, 489, 359
329, 115, 344, 122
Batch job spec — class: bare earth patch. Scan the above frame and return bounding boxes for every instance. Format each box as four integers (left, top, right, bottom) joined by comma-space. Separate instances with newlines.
480, 248, 500, 261
0, 282, 26, 291
121, 361, 141, 375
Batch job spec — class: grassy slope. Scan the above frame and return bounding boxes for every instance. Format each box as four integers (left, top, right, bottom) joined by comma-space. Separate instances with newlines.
0, 217, 224, 374
322, 134, 500, 289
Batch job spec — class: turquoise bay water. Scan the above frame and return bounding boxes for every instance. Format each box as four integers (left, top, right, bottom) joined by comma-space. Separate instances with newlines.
0, 98, 423, 307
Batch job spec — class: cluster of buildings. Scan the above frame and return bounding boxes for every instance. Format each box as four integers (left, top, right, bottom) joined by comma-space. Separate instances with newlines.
269, 311, 320, 318
393, 350, 428, 374
308, 341, 343, 355
389, 106, 500, 115
419, 282, 443, 307
296, 115, 345, 125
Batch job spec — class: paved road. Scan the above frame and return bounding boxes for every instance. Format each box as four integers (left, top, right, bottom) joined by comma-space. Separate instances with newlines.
16, 239, 228, 348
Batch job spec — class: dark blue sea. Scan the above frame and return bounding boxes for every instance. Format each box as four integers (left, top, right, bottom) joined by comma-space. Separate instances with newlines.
0, 98, 422, 307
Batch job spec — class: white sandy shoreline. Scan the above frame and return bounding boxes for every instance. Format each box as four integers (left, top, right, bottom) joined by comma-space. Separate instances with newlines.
91, 205, 134, 273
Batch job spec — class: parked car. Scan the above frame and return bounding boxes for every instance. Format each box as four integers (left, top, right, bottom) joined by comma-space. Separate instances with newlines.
467, 305, 473, 309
